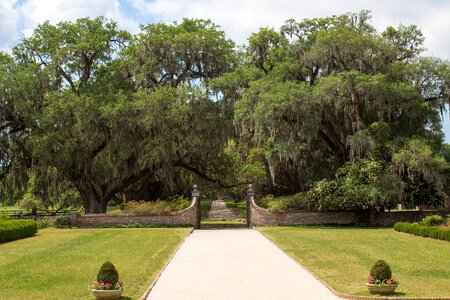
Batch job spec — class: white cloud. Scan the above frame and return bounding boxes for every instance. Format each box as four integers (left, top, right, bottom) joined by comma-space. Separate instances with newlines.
129, 0, 450, 60
18, 0, 140, 36
419, 10, 450, 60
0, 0, 20, 51
3, 0, 449, 61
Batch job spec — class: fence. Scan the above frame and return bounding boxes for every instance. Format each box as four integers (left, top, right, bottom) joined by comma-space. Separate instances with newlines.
2, 209, 70, 219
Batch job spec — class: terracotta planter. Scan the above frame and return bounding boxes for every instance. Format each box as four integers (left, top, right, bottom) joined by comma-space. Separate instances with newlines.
366, 283, 398, 295
91, 289, 123, 300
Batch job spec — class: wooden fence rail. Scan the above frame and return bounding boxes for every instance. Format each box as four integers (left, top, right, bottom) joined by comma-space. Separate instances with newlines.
2, 210, 70, 219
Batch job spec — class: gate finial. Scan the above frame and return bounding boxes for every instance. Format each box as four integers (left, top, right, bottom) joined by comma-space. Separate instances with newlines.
192, 184, 200, 198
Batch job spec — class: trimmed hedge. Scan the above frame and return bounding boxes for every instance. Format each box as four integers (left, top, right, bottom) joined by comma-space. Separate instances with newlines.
0, 219, 38, 243
394, 222, 450, 242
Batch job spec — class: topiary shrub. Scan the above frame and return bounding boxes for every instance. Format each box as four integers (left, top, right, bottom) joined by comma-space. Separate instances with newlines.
420, 215, 445, 227
0, 219, 38, 243
370, 260, 392, 282
394, 221, 450, 241
97, 261, 119, 285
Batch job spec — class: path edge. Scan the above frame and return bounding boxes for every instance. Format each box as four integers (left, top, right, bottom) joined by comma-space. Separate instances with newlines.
139, 227, 195, 300
254, 226, 450, 300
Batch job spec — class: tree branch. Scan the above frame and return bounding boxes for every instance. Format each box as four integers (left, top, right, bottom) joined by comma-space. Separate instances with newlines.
175, 161, 250, 188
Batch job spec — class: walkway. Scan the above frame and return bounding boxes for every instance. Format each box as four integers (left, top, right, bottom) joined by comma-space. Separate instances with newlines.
206, 199, 243, 221
146, 229, 342, 300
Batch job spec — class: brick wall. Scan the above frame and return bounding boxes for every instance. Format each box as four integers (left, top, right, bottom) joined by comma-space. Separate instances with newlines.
249, 197, 358, 226
249, 196, 450, 227
370, 210, 450, 226
71, 197, 199, 228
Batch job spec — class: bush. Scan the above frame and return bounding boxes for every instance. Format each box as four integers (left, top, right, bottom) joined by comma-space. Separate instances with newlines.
54, 215, 72, 228
257, 192, 311, 212
256, 194, 272, 209
122, 196, 191, 215
0, 209, 11, 220
122, 201, 171, 214
420, 215, 445, 227
97, 261, 119, 285
0, 219, 38, 243
168, 195, 191, 211
37, 217, 51, 229
370, 260, 392, 282
394, 222, 450, 241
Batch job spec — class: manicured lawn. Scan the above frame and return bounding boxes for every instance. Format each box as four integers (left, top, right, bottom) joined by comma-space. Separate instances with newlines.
259, 226, 450, 298
0, 227, 191, 300
223, 198, 246, 217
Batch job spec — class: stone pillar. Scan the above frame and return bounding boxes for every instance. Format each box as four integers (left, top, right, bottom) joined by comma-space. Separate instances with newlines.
192, 185, 201, 229
246, 184, 254, 228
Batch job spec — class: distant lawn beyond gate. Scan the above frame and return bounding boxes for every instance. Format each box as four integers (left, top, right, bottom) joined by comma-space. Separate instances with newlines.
0, 228, 191, 300
259, 226, 450, 298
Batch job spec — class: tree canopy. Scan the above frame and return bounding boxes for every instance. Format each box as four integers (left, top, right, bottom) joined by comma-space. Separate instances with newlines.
1, 11, 449, 213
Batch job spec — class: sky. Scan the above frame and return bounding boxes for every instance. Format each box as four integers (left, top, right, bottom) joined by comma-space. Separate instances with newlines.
1, 0, 450, 140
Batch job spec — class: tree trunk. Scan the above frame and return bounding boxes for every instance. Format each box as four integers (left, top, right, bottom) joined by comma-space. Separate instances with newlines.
75, 182, 109, 214
71, 166, 154, 214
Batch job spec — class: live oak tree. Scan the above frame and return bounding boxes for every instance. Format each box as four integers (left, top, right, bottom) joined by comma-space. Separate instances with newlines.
213, 11, 450, 208
1, 12, 449, 213
0, 51, 48, 205
3, 17, 237, 213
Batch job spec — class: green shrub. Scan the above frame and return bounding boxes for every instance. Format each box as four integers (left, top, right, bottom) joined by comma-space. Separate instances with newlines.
370, 260, 392, 281
420, 215, 445, 227
122, 196, 191, 215
394, 222, 450, 241
0, 219, 38, 243
122, 201, 171, 214
97, 261, 119, 285
0, 209, 11, 220
273, 192, 310, 212
256, 194, 272, 209
168, 195, 191, 211
37, 217, 51, 229
54, 215, 72, 228
257, 193, 311, 212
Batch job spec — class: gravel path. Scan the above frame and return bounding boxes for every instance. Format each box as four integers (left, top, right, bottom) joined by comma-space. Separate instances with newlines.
206, 199, 243, 221
146, 229, 342, 300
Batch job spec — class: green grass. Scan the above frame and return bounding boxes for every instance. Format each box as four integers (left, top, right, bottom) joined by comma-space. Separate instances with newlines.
106, 205, 122, 214
200, 198, 213, 219
223, 198, 246, 217
0, 227, 191, 300
259, 226, 450, 298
